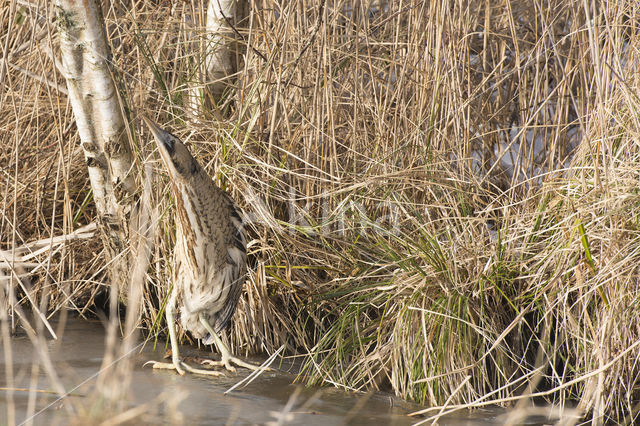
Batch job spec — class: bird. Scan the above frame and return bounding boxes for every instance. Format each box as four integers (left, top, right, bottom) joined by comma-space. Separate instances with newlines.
143, 116, 261, 376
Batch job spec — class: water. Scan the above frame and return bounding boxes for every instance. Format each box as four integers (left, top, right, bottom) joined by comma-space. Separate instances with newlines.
1, 318, 504, 425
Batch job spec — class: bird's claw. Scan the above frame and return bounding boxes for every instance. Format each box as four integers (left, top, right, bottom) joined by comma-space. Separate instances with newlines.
195, 355, 269, 373
144, 360, 186, 375
144, 359, 223, 376
194, 358, 236, 372
221, 355, 269, 372
222, 360, 237, 373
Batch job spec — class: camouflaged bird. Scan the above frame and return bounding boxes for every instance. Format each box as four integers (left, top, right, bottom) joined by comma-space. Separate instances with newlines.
143, 116, 261, 375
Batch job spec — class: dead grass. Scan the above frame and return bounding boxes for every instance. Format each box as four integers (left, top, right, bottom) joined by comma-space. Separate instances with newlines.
2, 0, 640, 423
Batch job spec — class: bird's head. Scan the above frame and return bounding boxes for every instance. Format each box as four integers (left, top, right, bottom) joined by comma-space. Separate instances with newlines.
143, 116, 202, 183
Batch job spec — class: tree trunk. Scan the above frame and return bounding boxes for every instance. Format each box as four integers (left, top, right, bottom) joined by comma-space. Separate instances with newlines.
55, 0, 136, 299
188, 0, 248, 116
55, 0, 154, 407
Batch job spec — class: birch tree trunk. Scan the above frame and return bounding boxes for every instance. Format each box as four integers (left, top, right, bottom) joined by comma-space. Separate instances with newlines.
54, 0, 153, 407
188, 0, 248, 115
55, 0, 136, 299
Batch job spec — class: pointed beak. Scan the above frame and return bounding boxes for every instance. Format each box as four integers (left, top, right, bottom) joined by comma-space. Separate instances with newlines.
142, 115, 174, 156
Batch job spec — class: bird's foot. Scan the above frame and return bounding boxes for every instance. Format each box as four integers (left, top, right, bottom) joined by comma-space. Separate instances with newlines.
196, 317, 272, 373
144, 359, 224, 376
197, 355, 270, 373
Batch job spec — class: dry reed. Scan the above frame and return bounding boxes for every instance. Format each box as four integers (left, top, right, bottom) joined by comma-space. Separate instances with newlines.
2, 0, 640, 423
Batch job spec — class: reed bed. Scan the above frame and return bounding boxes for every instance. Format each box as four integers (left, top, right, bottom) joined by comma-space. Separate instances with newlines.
2, 0, 640, 423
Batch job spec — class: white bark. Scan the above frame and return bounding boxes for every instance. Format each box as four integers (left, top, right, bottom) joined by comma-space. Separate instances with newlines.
205, 0, 237, 99
189, 0, 247, 114
55, 0, 136, 294
55, 1, 149, 406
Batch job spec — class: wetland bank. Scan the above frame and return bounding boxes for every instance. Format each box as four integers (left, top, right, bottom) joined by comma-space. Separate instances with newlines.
2, 0, 640, 424
2, 318, 427, 425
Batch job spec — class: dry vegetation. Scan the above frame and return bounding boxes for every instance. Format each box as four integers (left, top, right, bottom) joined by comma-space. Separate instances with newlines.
2, 0, 640, 423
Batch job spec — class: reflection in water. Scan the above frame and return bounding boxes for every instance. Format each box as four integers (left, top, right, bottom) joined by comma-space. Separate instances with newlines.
1, 318, 504, 425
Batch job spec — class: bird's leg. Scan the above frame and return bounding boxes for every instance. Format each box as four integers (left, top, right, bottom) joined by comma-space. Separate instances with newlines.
198, 315, 267, 372
145, 293, 223, 376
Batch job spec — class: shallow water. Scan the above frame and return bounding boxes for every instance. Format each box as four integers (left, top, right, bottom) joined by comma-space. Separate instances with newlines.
1, 318, 505, 425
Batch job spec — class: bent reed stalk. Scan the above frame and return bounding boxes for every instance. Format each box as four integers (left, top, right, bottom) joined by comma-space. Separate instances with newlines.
1, 0, 640, 422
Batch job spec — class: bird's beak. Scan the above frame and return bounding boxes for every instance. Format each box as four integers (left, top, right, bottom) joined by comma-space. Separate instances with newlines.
142, 115, 174, 155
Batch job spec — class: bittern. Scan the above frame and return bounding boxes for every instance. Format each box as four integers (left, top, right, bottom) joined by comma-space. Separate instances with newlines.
143, 116, 260, 376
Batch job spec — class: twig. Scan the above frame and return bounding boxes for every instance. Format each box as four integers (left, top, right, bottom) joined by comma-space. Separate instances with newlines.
284, 0, 326, 89
224, 344, 285, 394
216, 0, 268, 63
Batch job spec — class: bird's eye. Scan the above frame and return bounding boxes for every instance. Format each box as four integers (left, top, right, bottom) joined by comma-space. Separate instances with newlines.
164, 137, 176, 156
162, 136, 176, 157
